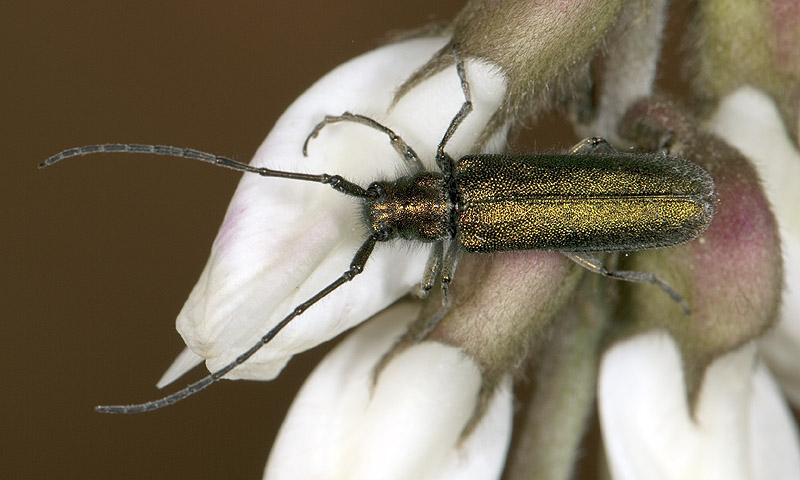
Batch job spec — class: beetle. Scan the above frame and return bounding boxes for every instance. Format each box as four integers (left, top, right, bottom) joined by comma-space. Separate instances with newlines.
41, 44, 715, 413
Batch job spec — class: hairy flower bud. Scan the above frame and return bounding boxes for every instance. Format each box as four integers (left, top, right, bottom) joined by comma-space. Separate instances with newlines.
690, 0, 800, 145
618, 96, 782, 401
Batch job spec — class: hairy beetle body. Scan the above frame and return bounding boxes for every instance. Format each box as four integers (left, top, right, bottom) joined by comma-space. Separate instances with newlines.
455, 153, 714, 252
363, 152, 714, 254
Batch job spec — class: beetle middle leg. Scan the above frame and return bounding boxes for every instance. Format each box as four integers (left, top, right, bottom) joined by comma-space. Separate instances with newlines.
439, 236, 461, 301
415, 240, 444, 298
303, 111, 424, 170
415, 237, 460, 304
563, 251, 690, 314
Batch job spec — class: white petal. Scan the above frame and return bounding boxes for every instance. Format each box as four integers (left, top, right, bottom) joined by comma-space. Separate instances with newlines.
264, 300, 514, 480
709, 87, 800, 406
156, 346, 202, 389
749, 361, 800, 479
758, 230, 800, 405
164, 37, 509, 382
600, 332, 800, 480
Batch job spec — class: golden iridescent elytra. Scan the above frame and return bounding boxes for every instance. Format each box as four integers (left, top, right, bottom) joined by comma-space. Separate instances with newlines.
365, 152, 713, 253
40, 44, 714, 414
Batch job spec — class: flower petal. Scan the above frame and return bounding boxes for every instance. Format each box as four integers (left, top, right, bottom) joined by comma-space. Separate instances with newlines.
709, 87, 800, 406
599, 331, 800, 480
156, 346, 202, 388
160, 37, 508, 382
749, 358, 800, 478
264, 299, 513, 480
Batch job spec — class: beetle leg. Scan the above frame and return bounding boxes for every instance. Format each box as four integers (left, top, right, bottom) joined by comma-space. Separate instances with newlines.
440, 236, 462, 304
435, 43, 473, 174
390, 239, 461, 348
415, 240, 444, 298
408, 238, 460, 341
303, 111, 424, 171
563, 251, 690, 314
371, 239, 462, 384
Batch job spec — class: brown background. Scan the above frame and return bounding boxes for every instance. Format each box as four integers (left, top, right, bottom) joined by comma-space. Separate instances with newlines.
4, 1, 715, 479
5, 2, 468, 478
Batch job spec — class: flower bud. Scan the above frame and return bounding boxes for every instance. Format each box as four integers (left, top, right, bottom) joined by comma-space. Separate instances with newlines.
690, 0, 800, 145
396, 0, 641, 144
618, 97, 782, 401
429, 251, 582, 381
709, 87, 800, 407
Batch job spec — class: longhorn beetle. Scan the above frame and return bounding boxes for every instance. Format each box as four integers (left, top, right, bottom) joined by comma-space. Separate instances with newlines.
41, 44, 715, 414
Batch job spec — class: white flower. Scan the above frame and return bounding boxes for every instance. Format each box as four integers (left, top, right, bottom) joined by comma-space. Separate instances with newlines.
709, 87, 800, 407
600, 332, 800, 480
264, 299, 513, 480
150, 33, 512, 478
154, 36, 513, 478
150, 14, 800, 480
598, 88, 800, 480
157, 37, 509, 385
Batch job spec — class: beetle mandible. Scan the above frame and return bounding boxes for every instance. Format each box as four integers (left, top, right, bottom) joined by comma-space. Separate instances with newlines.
41, 44, 715, 413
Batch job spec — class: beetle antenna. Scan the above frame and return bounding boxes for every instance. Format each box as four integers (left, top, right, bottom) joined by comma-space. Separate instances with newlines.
96, 233, 380, 414
41, 144, 371, 199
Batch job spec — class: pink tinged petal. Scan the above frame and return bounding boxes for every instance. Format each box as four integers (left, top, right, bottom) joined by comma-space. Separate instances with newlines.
159, 38, 509, 383
766, 0, 800, 71
709, 87, 800, 406
264, 300, 514, 480
600, 332, 800, 480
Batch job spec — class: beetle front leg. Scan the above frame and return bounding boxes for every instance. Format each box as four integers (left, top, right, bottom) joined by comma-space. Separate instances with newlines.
303, 112, 424, 170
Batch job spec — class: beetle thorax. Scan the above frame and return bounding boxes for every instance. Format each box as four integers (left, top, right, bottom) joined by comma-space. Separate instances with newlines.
365, 173, 450, 242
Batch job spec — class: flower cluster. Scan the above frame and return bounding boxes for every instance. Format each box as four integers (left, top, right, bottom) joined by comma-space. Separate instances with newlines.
156, 1, 800, 478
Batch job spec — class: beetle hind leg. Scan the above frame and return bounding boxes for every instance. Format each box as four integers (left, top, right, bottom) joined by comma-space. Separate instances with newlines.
564, 251, 690, 314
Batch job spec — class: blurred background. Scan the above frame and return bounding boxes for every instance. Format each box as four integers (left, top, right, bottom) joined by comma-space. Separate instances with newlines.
5, 1, 695, 478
